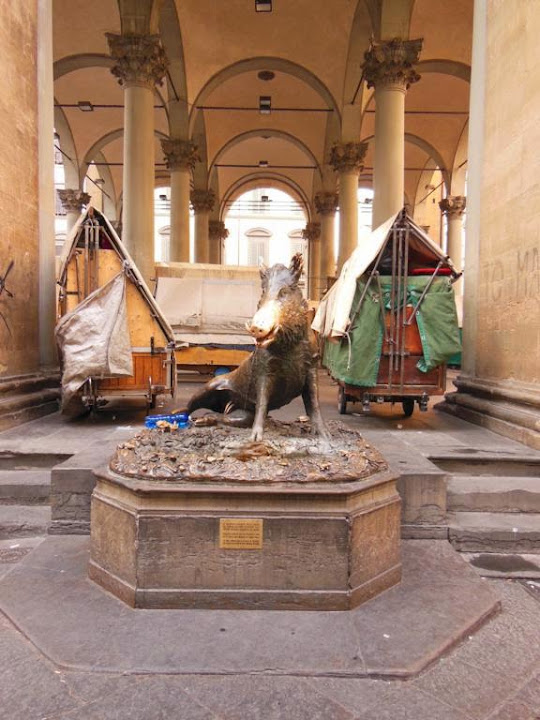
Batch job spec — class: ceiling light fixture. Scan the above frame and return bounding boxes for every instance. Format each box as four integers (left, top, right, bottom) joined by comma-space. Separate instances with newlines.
258, 160, 269, 167
259, 96, 271, 115
258, 70, 275, 81
261, 195, 270, 202
255, 0, 272, 12
77, 101, 94, 112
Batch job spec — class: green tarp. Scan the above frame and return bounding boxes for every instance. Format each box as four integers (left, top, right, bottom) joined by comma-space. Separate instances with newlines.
323, 275, 461, 387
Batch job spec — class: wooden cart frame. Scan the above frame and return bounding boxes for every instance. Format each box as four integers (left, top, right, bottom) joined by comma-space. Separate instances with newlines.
330, 210, 459, 417
57, 208, 176, 413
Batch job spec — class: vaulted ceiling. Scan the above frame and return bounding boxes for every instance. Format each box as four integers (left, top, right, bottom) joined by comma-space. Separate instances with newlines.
52, 0, 473, 219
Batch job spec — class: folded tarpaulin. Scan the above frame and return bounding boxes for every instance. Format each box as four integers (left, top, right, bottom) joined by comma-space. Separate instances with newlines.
55, 273, 133, 415
323, 276, 461, 387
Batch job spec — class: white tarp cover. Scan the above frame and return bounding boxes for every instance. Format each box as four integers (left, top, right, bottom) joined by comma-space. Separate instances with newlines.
312, 210, 458, 339
55, 273, 133, 413
312, 213, 398, 339
155, 276, 259, 336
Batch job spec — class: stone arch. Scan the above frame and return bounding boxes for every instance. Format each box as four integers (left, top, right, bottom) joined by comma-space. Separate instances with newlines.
189, 57, 341, 137
89, 151, 118, 220
54, 104, 80, 190
209, 129, 322, 178
220, 173, 311, 223
79, 128, 169, 185
405, 133, 450, 191
53, 54, 114, 81
53, 53, 168, 111
416, 59, 471, 83
451, 119, 468, 196
117, 0, 163, 34
360, 61, 470, 133
361, 132, 450, 191
159, 0, 189, 138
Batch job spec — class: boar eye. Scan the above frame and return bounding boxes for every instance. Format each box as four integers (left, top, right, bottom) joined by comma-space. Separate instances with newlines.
278, 287, 289, 298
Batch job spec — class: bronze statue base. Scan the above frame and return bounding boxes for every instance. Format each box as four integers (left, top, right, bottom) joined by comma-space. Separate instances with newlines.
89, 421, 402, 610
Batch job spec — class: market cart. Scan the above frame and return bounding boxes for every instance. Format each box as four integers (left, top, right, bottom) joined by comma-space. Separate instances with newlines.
312, 209, 461, 417
56, 207, 176, 415
154, 263, 259, 375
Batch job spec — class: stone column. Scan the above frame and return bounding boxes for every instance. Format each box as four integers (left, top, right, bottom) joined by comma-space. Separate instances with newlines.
439, 195, 466, 295
58, 189, 91, 236
38, 0, 57, 367
302, 222, 321, 299
191, 189, 215, 264
362, 39, 422, 229
107, 33, 167, 283
208, 220, 229, 264
161, 138, 199, 262
330, 143, 367, 271
314, 191, 339, 290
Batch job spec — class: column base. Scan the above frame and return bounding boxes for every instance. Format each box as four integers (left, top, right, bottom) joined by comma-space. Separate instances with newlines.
436, 375, 540, 450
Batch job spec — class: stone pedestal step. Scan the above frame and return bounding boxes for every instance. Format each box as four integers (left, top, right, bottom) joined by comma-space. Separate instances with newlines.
0, 470, 51, 505
447, 476, 540, 513
0, 372, 60, 432
0, 505, 50, 539
449, 511, 540, 553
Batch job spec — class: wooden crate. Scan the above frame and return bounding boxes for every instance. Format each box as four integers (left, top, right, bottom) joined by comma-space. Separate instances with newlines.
99, 352, 171, 393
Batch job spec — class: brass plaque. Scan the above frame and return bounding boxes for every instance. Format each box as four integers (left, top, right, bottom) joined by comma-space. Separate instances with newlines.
219, 518, 263, 550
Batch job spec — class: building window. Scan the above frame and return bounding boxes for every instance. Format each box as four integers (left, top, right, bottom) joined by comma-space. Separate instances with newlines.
245, 228, 271, 266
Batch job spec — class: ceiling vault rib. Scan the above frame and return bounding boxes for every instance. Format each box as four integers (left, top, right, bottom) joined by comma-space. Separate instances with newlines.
196, 106, 333, 113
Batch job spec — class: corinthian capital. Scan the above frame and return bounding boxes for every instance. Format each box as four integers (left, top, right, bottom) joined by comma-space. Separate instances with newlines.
314, 191, 339, 216
329, 142, 367, 173
190, 189, 215, 213
362, 38, 423, 90
58, 189, 91, 214
209, 220, 229, 241
106, 33, 168, 88
301, 222, 321, 242
161, 138, 200, 171
439, 195, 466, 216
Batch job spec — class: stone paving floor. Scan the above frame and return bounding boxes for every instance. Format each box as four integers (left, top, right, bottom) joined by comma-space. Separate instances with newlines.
1, 372, 540, 719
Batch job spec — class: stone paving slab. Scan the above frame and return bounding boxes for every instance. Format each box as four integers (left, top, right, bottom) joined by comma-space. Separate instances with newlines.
0, 536, 500, 679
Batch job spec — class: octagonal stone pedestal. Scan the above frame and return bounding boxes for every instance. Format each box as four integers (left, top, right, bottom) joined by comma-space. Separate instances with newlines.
89, 465, 401, 610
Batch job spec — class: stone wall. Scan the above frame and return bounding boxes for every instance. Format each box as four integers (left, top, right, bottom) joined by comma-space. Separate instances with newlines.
476, 1, 540, 385
0, 4, 40, 377
444, 0, 540, 448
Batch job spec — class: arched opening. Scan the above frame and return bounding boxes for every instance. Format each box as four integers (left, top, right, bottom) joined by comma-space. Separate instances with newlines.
153, 186, 195, 262
222, 188, 307, 275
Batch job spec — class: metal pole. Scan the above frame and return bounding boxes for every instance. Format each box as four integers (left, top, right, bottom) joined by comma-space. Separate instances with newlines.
388, 226, 397, 390
400, 226, 410, 391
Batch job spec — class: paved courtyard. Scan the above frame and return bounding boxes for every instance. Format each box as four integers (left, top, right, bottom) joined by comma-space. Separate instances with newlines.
1, 372, 540, 719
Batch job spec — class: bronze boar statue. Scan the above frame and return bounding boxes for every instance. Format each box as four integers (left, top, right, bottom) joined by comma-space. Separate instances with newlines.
185, 254, 330, 442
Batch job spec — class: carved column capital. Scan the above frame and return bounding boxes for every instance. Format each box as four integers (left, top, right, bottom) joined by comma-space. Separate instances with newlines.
314, 191, 339, 216
439, 195, 467, 217
329, 142, 367, 173
190, 189, 215, 214
106, 33, 168, 88
209, 220, 229, 241
361, 38, 423, 90
302, 222, 321, 242
161, 138, 200, 171
58, 189, 91, 214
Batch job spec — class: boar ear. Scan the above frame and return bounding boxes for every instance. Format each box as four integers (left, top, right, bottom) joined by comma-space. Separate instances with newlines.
259, 262, 269, 284
289, 253, 303, 283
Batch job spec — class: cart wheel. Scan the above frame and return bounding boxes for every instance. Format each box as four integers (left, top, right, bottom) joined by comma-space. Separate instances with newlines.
338, 387, 347, 415
146, 376, 156, 413
402, 398, 415, 417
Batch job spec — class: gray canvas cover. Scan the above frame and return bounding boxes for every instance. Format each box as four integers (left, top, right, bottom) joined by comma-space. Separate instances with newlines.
55, 273, 133, 415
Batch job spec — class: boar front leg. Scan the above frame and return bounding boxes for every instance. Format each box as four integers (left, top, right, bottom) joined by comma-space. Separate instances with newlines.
302, 366, 331, 442
250, 375, 270, 441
